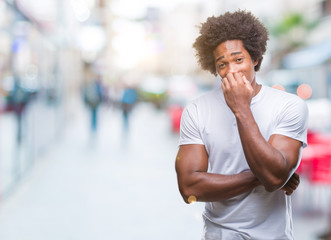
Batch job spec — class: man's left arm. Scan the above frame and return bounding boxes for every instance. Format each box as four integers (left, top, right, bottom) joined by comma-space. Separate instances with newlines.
235, 110, 302, 192
222, 73, 306, 192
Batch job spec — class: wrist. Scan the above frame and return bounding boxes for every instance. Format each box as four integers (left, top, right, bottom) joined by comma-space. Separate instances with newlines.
233, 106, 252, 119
242, 171, 261, 187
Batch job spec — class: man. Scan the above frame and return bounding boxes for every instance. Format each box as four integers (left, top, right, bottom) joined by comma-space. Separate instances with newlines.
175, 10, 308, 240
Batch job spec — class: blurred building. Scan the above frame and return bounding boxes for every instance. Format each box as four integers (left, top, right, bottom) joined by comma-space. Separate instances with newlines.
266, 0, 331, 131
0, 0, 107, 199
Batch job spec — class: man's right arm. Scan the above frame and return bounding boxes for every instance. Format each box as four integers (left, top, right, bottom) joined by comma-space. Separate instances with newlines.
175, 144, 261, 203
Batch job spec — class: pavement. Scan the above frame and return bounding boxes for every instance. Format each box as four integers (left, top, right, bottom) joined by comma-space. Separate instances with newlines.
0, 101, 329, 240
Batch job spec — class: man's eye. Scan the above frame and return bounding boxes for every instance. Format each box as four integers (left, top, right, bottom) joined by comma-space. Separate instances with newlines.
236, 58, 243, 62
218, 63, 225, 69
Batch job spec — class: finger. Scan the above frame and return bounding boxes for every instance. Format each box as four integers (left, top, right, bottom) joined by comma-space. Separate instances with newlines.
286, 189, 293, 195
234, 72, 243, 84
285, 190, 293, 195
290, 178, 300, 186
242, 75, 253, 90
242, 75, 250, 85
287, 177, 299, 187
286, 182, 297, 190
292, 173, 300, 183
221, 82, 225, 92
289, 174, 300, 186
222, 77, 230, 90
226, 73, 236, 86
291, 172, 299, 180
282, 186, 294, 195
282, 179, 299, 191
282, 187, 290, 193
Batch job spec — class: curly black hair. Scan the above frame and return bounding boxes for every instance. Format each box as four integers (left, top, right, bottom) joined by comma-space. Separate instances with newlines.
193, 10, 269, 75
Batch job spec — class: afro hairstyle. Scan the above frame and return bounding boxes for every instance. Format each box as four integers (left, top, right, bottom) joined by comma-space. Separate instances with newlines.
193, 10, 269, 75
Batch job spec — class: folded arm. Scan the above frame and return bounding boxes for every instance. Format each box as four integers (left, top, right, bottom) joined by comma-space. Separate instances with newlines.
175, 144, 261, 203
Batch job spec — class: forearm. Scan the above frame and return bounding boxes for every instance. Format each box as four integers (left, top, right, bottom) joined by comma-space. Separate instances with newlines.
178, 171, 261, 203
235, 109, 290, 191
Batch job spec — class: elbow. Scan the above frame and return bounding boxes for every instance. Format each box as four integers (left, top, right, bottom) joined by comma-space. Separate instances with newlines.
179, 186, 194, 204
264, 183, 282, 192
259, 163, 291, 192
178, 183, 199, 204
263, 175, 288, 192
176, 171, 204, 204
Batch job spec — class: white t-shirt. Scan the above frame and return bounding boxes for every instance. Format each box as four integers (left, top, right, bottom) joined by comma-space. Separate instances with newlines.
179, 84, 308, 240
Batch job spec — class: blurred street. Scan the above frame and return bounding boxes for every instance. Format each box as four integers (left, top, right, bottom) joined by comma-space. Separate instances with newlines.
0, 102, 329, 240
0, 102, 205, 240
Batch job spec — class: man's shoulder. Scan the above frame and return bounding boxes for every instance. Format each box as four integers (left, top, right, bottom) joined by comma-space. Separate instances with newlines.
263, 85, 304, 103
261, 85, 307, 115
187, 87, 221, 107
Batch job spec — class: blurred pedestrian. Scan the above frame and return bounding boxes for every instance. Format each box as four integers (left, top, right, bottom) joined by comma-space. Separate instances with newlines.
7, 78, 31, 144
83, 75, 104, 135
175, 10, 308, 240
121, 86, 138, 130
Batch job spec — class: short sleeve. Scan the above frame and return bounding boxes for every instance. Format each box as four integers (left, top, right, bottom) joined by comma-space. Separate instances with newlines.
272, 97, 309, 148
178, 103, 204, 146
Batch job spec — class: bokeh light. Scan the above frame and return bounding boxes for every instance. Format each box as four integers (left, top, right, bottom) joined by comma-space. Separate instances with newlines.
188, 195, 197, 204
297, 83, 312, 99
272, 84, 285, 91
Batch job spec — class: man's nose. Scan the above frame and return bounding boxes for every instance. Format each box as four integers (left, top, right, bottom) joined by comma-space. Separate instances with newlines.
227, 63, 238, 74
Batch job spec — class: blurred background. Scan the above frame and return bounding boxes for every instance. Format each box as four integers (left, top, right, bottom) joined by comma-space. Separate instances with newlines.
0, 0, 330, 239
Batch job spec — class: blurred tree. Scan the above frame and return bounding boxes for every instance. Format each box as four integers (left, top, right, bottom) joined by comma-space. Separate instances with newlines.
267, 12, 320, 68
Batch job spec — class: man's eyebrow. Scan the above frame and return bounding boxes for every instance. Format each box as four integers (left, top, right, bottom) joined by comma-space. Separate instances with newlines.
231, 51, 243, 56
215, 56, 224, 63
215, 52, 243, 63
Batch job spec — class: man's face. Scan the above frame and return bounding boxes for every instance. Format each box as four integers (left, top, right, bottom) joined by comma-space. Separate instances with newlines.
213, 40, 258, 83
